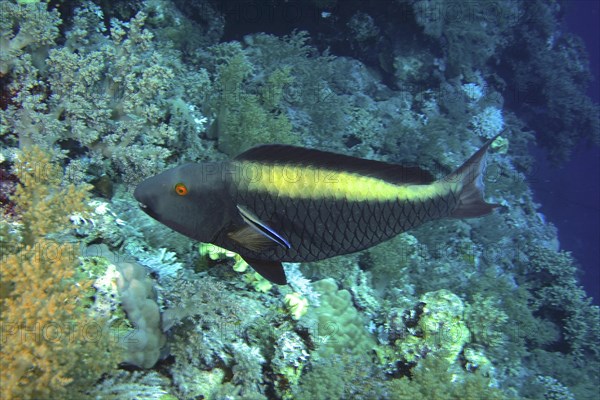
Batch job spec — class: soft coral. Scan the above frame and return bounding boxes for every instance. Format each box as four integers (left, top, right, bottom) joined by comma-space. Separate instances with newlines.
0, 162, 19, 218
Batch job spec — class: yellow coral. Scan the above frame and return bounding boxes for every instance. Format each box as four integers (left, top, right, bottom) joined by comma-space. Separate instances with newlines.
0, 147, 118, 399
284, 292, 309, 320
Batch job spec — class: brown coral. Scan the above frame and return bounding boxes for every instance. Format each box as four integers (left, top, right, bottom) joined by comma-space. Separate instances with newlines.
0, 146, 117, 399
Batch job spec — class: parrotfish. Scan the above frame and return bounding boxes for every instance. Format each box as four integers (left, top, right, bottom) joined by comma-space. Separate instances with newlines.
134, 137, 501, 284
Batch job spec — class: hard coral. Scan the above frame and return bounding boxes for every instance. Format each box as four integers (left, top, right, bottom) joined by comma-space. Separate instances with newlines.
309, 278, 376, 358
386, 355, 511, 400
395, 289, 470, 366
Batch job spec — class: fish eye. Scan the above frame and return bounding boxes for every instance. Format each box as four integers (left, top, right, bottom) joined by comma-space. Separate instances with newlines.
174, 183, 188, 196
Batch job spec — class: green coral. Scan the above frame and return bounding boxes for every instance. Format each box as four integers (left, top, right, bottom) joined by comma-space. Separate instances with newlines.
284, 292, 309, 320
198, 242, 238, 261
402, 290, 470, 365
229, 31, 350, 147
294, 353, 386, 400
198, 242, 246, 272
307, 278, 376, 357
197, 243, 272, 292
385, 356, 513, 400
465, 293, 509, 350
210, 46, 298, 156
376, 289, 474, 379
491, 135, 509, 154
244, 272, 273, 293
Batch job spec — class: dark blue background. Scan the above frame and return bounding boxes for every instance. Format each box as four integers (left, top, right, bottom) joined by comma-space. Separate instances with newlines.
530, 0, 599, 304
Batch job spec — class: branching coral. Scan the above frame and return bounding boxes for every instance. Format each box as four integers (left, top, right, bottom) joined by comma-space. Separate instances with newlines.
465, 293, 509, 350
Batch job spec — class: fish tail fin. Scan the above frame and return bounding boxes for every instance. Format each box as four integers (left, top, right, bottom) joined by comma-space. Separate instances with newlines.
445, 134, 502, 218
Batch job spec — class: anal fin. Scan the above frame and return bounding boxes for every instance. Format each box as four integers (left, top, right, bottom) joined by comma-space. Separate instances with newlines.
242, 257, 287, 285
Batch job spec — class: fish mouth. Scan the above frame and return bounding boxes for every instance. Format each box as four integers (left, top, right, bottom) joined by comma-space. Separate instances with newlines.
137, 202, 159, 220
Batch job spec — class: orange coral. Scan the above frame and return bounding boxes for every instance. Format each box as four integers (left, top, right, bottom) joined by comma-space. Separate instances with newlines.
0, 147, 117, 399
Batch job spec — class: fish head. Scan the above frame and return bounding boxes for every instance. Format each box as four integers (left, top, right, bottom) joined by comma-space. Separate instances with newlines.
134, 162, 229, 241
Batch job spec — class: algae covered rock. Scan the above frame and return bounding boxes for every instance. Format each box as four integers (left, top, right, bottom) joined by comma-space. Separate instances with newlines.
401, 289, 470, 364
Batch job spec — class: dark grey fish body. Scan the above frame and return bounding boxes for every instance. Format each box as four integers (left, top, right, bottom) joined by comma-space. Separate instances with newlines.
217, 186, 458, 263
134, 138, 500, 284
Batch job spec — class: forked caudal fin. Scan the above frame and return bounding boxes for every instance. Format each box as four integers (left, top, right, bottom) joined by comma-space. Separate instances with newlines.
446, 134, 503, 218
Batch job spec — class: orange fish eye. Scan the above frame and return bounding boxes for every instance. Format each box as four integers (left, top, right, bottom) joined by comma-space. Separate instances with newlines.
174, 183, 188, 196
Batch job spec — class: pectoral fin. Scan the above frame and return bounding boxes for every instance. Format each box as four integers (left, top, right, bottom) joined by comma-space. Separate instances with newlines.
227, 225, 277, 252
235, 204, 291, 249
242, 257, 287, 284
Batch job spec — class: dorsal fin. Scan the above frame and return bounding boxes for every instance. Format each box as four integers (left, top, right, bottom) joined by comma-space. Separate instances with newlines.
235, 145, 435, 185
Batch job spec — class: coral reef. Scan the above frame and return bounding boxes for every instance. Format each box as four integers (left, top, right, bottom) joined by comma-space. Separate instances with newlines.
0, 1, 60, 75
0, 147, 117, 399
116, 261, 166, 368
208, 43, 298, 156
385, 356, 511, 400
1, 0, 599, 399
308, 278, 376, 358
499, 0, 600, 163
1, 1, 214, 187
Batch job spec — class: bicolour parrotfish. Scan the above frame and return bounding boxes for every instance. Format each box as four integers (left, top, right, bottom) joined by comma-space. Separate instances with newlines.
134, 136, 501, 284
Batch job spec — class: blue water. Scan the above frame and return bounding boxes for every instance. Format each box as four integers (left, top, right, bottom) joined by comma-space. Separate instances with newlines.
531, 0, 600, 305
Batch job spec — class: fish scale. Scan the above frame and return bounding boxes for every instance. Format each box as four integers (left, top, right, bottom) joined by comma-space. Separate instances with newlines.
225, 184, 459, 262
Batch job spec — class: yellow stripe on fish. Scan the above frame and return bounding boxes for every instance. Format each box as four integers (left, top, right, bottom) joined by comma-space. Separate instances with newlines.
232, 161, 460, 202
